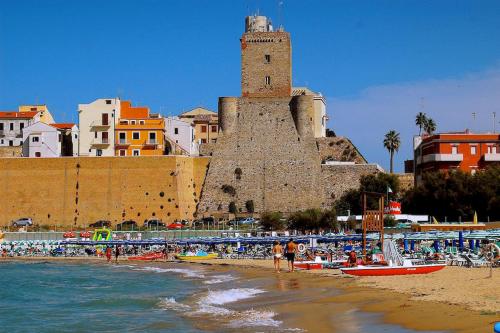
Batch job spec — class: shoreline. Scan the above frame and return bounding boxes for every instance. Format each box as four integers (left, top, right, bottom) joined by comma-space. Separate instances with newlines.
2, 256, 498, 332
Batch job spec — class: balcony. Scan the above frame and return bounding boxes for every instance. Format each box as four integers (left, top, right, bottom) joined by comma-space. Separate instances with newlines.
484, 153, 500, 162
90, 120, 111, 130
115, 139, 130, 148
422, 153, 463, 163
143, 139, 159, 149
91, 138, 110, 147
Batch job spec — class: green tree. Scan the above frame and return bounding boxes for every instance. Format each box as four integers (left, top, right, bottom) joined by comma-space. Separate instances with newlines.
424, 118, 437, 135
228, 201, 237, 214
245, 200, 255, 213
260, 211, 284, 231
383, 130, 401, 174
415, 112, 427, 135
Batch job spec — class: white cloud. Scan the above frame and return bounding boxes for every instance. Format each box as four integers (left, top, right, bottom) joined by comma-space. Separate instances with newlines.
328, 65, 500, 172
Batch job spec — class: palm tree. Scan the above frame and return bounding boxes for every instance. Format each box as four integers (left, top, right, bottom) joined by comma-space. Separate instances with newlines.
415, 112, 427, 135
383, 130, 401, 174
424, 118, 437, 135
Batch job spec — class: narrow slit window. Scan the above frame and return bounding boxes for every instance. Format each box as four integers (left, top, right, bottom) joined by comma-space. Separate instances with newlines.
265, 54, 271, 63
265, 76, 271, 85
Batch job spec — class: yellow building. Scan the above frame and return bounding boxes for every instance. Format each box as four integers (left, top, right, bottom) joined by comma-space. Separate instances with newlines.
18, 105, 55, 124
178, 107, 218, 144
115, 101, 165, 156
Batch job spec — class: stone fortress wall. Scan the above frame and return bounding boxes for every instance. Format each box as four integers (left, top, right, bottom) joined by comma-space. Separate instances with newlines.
0, 156, 209, 227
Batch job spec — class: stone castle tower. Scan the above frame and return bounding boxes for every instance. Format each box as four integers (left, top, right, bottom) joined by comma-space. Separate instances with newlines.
198, 16, 325, 214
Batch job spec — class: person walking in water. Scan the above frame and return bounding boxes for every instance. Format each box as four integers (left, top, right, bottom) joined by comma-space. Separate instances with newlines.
272, 241, 283, 273
114, 245, 120, 263
105, 246, 112, 262
285, 238, 297, 272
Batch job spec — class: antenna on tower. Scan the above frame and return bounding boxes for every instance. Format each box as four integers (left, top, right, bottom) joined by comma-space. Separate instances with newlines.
277, 0, 284, 30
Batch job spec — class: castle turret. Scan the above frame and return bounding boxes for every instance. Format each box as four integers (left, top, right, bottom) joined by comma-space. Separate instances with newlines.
218, 97, 238, 135
290, 94, 315, 138
241, 15, 291, 98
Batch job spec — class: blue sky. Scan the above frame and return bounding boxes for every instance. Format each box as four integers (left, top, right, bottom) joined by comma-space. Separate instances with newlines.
1, 0, 500, 171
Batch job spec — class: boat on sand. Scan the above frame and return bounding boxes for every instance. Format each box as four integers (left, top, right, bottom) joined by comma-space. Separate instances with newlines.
340, 263, 446, 276
175, 250, 218, 261
128, 252, 164, 261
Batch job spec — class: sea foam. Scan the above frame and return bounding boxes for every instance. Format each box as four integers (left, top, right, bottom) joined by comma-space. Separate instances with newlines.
203, 274, 237, 285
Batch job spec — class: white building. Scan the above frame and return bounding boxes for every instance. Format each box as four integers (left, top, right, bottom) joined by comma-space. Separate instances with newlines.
165, 116, 198, 156
78, 98, 120, 156
0, 110, 42, 147
292, 87, 328, 138
22, 122, 79, 157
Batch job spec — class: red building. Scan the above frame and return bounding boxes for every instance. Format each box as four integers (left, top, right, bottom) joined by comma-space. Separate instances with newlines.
414, 130, 500, 185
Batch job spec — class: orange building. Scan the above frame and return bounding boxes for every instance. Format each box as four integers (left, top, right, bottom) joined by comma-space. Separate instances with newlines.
115, 101, 165, 156
414, 130, 500, 184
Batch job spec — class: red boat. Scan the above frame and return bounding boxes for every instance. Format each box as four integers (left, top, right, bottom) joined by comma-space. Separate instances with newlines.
340, 263, 446, 276
293, 261, 323, 270
128, 252, 164, 261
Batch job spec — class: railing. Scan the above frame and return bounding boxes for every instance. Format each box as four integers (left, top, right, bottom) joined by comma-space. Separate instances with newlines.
90, 120, 110, 127
146, 139, 158, 145
91, 138, 110, 145
116, 139, 130, 146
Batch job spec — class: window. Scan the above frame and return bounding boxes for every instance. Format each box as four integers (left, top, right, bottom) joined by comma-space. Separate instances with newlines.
102, 131, 109, 144
119, 132, 126, 144
201, 138, 207, 144
32, 136, 39, 143
451, 145, 458, 154
470, 145, 477, 155
106, 99, 112, 104
94, 131, 98, 139
493, 146, 498, 154
20, 123, 24, 130
102, 113, 109, 126
35, 152, 41, 157
174, 128, 179, 135
75, 134, 77, 139
201, 125, 207, 133
133, 149, 140, 156
211, 138, 217, 143
265, 54, 271, 63
139, 120, 145, 125
265, 76, 271, 85
211, 125, 217, 133
96, 149, 103, 156
58, 134, 62, 143
0, 139, 3, 144
0, 123, 3, 130
149, 132, 156, 143
8, 140, 13, 146
131, 120, 136, 125
119, 150, 126, 156
120, 120, 129, 125
10, 123, 14, 131
30, 107, 37, 111
132, 132, 140, 140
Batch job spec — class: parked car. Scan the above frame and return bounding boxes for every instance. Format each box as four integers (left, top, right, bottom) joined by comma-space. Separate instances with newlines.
239, 217, 256, 225
89, 220, 111, 228
11, 218, 33, 227
167, 222, 183, 230
144, 219, 165, 228
117, 220, 137, 230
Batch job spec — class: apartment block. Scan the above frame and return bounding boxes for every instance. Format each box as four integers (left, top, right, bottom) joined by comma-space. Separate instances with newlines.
115, 101, 165, 156
165, 116, 198, 156
22, 122, 78, 157
178, 107, 219, 144
78, 98, 120, 156
414, 130, 500, 184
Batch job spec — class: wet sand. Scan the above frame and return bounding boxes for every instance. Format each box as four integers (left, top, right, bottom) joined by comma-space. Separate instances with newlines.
3, 256, 498, 332
187, 258, 499, 333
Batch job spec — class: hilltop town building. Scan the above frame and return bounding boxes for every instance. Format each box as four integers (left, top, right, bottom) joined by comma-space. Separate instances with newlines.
198, 15, 378, 215
0, 105, 55, 148
115, 101, 165, 156
413, 130, 500, 184
78, 98, 120, 157
22, 122, 78, 157
165, 116, 198, 156
178, 107, 219, 144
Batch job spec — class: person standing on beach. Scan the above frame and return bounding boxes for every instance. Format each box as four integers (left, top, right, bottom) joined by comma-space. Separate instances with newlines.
105, 246, 112, 262
114, 245, 120, 263
272, 241, 283, 273
285, 239, 297, 272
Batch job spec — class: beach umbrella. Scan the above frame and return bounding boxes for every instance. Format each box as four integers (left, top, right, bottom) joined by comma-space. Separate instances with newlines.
458, 231, 464, 251
469, 239, 475, 251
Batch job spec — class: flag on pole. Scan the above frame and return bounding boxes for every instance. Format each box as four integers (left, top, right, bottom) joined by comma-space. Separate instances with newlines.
387, 186, 393, 193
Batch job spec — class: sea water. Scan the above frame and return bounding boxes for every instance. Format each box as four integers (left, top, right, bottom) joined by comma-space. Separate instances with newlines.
0, 261, 448, 333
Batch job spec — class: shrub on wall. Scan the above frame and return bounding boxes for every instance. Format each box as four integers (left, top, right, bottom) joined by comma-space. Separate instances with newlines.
221, 184, 236, 196
228, 201, 237, 214
245, 200, 255, 213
